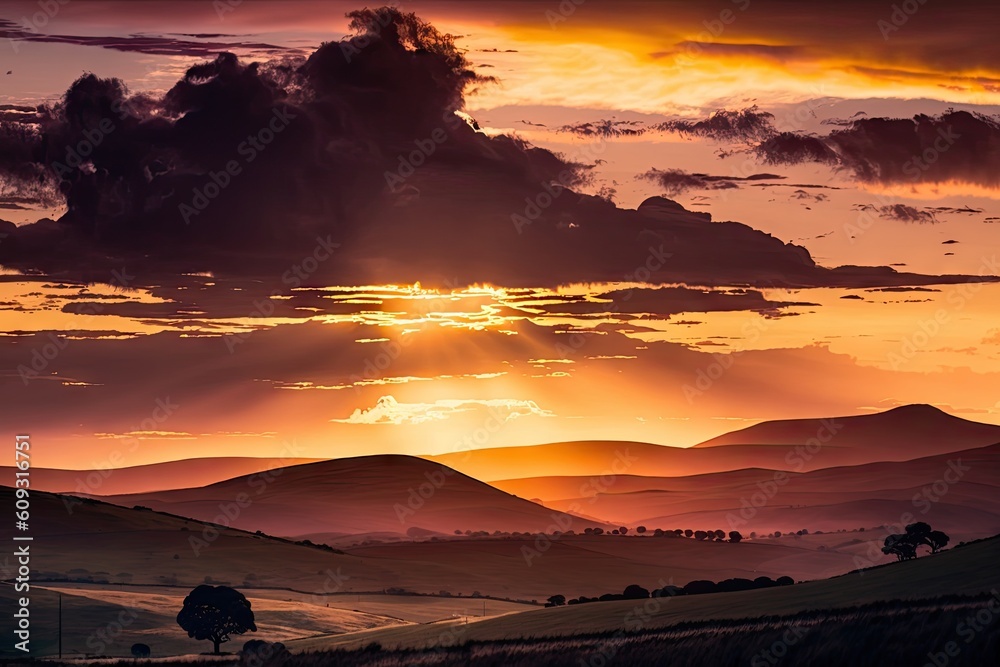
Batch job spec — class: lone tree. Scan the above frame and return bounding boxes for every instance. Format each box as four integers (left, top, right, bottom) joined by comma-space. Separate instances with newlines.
881, 522, 950, 561
729, 531, 743, 543
546, 594, 566, 607
130, 643, 150, 658
177, 585, 257, 654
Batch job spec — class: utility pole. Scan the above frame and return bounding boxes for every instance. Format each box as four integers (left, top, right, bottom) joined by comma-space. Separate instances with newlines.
58, 592, 62, 659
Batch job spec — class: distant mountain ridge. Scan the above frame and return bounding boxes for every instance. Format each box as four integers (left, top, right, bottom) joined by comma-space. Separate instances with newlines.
427, 405, 1000, 480
692, 405, 1000, 456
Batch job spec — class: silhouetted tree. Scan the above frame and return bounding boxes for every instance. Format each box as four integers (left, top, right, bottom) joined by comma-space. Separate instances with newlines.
729, 531, 743, 543
694, 530, 708, 541
714, 530, 726, 540
176, 585, 256, 654
619, 526, 629, 535
683, 580, 717, 595
546, 594, 566, 607
716, 578, 755, 592
926, 530, 950, 553
636, 526, 646, 534
684, 529, 693, 538
131, 643, 150, 658
776, 576, 794, 586
622, 584, 649, 599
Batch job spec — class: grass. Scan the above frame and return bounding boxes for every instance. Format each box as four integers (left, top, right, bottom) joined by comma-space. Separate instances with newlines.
285, 535, 1000, 651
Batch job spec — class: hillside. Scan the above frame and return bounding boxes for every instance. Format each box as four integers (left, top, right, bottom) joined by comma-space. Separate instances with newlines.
693, 404, 1000, 455
289, 535, 1000, 651
427, 405, 1000, 481
0, 456, 327, 495
99, 455, 608, 537
492, 443, 1000, 536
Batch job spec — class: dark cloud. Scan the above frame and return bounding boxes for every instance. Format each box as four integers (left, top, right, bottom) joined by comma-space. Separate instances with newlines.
0, 18, 291, 57
755, 111, 1000, 188
0, 8, 993, 291
853, 204, 939, 224
557, 119, 646, 138
0, 8, 587, 278
654, 106, 777, 143
639, 168, 784, 195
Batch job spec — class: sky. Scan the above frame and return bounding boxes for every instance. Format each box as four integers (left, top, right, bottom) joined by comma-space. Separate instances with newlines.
0, 0, 998, 469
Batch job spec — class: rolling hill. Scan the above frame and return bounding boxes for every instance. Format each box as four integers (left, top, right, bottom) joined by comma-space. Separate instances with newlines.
0, 456, 327, 495
426, 405, 1000, 481
693, 404, 1000, 456
491, 443, 1000, 537
98, 455, 610, 537
288, 535, 1000, 652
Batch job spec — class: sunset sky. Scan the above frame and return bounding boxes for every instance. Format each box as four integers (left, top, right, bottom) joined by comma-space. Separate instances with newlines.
1, 0, 998, 469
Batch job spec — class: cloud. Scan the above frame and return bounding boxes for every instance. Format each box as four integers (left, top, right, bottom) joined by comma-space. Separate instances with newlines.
557, 119, 646, 138
0, 18, 291, 58
332, 395, 553, 425
755, 111, 1000, 188
0, 10, 992, 290
638, 168, 784, 195
0, 8, 586, 275
853, 204, 939, 224
654, 106, 777, 143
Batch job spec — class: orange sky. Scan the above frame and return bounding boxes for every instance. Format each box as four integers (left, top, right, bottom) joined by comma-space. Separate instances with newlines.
1, 1, 999, 469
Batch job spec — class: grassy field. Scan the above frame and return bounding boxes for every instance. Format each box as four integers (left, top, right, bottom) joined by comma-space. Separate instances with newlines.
287, 536, 1000, 651
5, 487, 877, 603
0, 583, 534, 660
17, 594, 1000, 666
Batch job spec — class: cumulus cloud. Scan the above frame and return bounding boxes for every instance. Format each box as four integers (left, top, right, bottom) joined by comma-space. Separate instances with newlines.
332, 395, 553, 425
0, 7, 586, 274
755, 111, 1000, 188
